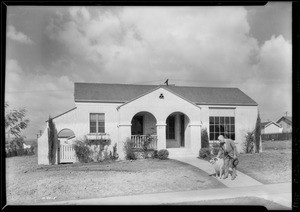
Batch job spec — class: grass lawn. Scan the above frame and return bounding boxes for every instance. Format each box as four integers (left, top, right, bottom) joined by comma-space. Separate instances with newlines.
167, 196, 290, 210
6, 155, 225, 205
237, 140, 291, 184
200, 140, 291, 184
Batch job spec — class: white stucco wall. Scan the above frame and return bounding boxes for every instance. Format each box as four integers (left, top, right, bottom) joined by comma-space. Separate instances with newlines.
264, 123, 283, 134
117, 87, 202, 157
200, 105, 258, 153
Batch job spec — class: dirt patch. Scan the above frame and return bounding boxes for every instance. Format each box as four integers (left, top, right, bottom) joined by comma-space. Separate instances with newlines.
167, 196, 290, 210
6, 155, 225, 205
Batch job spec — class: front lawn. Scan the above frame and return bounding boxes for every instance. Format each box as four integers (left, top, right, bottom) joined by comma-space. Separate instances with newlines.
6, 155, 225, 205
237, 140, 291, 184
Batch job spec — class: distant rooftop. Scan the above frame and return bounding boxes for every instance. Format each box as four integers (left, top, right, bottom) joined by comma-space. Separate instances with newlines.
74, 83, 258, 106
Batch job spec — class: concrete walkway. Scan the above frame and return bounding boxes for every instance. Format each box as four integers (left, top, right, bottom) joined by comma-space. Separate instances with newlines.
39, 183, 291, 208
170, 156, 263, 187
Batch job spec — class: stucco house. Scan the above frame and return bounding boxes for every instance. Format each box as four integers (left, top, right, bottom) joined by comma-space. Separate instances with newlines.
38, 83, 259, 165
261, 121, 283, 134
276, 116, 292, 133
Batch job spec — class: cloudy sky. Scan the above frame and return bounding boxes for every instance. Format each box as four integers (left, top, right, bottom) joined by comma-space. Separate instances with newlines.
5, 3, 292, 140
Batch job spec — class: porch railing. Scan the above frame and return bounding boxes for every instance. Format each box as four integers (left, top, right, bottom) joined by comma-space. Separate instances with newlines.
131, 135, 157, 150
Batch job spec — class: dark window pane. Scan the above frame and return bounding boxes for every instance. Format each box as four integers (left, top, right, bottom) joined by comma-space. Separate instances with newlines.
98, 122, 105, 127
215, 125, 220, 132
215, 117, 219, 124
98, 127, 105, 133
224, 132, 229, 139
231, 133, 235, 140
209, 117, 214, 124
220, 117, 224, 124
230, 117, 235, 124
220, 125, 225, 134
98, 114, 105, 121
225, 117, 229, 124
230, 125, 235, 132
90, 127, 96, 133
209, 125, 214, 133
210, 133, 214, 141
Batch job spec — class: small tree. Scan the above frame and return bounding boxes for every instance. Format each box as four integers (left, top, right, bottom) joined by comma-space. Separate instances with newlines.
5, 102, 30, 138
254, 112, 262, 153
48, 116, 58, 165
201, 128, 209, 148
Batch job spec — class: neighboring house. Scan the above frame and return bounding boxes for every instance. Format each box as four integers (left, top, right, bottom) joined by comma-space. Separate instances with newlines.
276, 116, 292, 133
261, 121, 283, 134
38, 83, 259, 165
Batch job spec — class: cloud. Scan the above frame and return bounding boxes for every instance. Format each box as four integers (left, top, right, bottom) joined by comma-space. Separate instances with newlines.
5, 59, 74, 138
7, 25, 34, 44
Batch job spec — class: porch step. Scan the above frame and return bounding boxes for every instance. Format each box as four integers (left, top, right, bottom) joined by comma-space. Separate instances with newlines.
167, 148, 197, 158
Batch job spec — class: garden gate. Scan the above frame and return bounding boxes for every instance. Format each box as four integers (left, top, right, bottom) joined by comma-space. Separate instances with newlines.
59, 144, 76, 163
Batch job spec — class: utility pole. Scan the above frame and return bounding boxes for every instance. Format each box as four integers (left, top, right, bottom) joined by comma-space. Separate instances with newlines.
285, 111, 288, 117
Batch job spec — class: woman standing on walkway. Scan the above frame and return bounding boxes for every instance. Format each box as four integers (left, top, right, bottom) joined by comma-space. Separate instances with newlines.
216, 135, 238, 180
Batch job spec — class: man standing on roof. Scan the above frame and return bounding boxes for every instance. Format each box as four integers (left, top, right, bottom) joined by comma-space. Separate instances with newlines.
216, 135, 238, 180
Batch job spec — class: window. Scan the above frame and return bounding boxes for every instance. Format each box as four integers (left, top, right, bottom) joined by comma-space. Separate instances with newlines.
209, 116, 235, 140
90, 113, 105, 133
166, 116, 175, 139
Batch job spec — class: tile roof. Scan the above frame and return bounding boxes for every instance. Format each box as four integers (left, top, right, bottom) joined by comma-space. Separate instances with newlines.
74, 83, 258, 106
276, 116, 292, 124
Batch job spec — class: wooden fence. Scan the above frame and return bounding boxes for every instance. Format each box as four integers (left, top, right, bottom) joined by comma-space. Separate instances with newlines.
261, 132, 292, 141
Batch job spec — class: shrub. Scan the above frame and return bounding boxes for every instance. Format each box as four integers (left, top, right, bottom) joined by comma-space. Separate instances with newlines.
157, 149, 169, 160
123, 138, 137, 160
48, 117, 58, 165
254, 113, 261, 153
201, 128, 209, 148
73, 140, 92, 163
199, 147, 211, 159
244, 132, 255, 153
111, 143, 119, 160
152, 150, 158, 158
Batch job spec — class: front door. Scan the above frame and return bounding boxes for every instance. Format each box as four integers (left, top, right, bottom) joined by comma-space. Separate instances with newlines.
180, 114, 185, 147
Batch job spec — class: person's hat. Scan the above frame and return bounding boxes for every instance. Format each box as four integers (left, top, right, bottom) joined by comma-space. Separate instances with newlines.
233, 158, 239, 167
218, 135, 225, 143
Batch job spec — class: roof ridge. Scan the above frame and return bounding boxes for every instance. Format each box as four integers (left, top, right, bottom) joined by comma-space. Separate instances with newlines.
74, 82, 239, 89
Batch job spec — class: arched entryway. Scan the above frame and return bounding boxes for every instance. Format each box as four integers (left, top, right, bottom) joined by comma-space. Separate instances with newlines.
165, 112, 190, 148
57, 128, 76, 164
131, 111, 157, 149
57, 128, 75, 144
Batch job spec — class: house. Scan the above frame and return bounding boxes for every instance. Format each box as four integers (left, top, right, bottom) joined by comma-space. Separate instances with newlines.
276, 116, 292, 133
260, 121, 283, 134
38, 83, 258, 165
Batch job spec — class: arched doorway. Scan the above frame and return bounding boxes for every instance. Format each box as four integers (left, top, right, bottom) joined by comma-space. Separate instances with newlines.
165, 112, 190, 148
131, 111, 157, 149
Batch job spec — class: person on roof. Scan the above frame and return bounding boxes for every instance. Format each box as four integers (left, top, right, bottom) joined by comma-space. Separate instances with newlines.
216, 135, 238, 180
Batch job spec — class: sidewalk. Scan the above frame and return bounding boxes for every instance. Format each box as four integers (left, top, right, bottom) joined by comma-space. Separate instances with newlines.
169, 156, 263, 187
39, 183, 291, 208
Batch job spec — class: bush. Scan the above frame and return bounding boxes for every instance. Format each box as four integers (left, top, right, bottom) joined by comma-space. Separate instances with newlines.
157, 149, 169, 160
199, 147, 211, 159
152, 150, 158, 158
73, 140, 92, 163
123, 138, 137, 160
244, 132, 255, 153
201, 128, 209, 148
